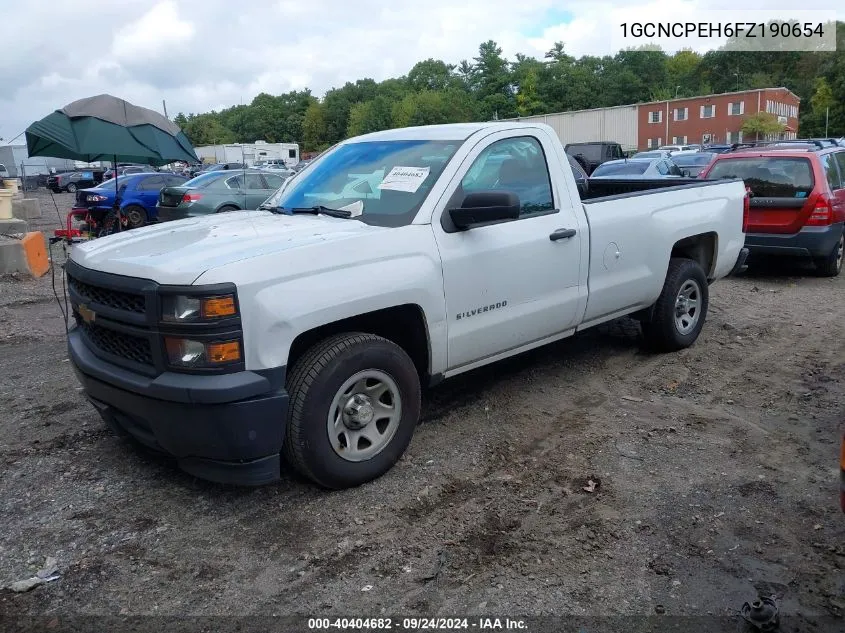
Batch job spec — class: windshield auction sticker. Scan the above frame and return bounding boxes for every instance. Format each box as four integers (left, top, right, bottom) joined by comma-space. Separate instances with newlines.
378, 166, 430, 193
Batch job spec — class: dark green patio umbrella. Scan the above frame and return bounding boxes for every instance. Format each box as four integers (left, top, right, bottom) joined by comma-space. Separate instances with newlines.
25, 94, 199, 222
26, 94, 198, 166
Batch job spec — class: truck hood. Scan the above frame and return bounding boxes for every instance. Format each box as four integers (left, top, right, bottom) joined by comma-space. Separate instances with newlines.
68, 211, 387, 284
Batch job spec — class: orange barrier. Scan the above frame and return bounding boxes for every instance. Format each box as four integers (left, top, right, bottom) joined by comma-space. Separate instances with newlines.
21, 232, 49, 277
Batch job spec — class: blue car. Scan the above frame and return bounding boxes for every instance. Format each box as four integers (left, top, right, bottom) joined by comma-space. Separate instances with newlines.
74, 172, 189, 228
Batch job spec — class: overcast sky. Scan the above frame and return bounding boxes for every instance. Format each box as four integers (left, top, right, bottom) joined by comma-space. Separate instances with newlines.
0, 0, 839, 144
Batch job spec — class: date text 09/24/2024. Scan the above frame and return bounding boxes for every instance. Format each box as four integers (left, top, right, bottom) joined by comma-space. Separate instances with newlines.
308, 618, 528, 630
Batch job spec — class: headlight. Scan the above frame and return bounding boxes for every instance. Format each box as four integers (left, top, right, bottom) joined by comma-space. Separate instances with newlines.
161, 294, 237, 322
165, 337, 242, 368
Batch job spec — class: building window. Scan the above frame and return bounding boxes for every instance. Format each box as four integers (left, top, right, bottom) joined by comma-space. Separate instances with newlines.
673, 107, 688, 121
737, 131, 743, 143
648, 111, 662, 124
672, 136, 688, 145
700, 104, 715, 119
647, 139, 654, 148
726, 131, 732, 143
728, 102, 744, 116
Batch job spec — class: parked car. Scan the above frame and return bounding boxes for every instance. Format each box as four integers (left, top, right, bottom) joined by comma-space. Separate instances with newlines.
47, 170, 105, 193
74, 172, 189, 228
659, 144, 693, 154
103, 165, 151, 181
672, 152, 717, 178
703, 144, 734, 154
630, 150, 673, 160
196, 162, 246, 176
65, 121, 748, 488
590, 157, 684, 179
0, 163, 9, 178
292, 159, 312, 172
564, 141, 624, 175
701, 140, 845, 276
156, 169, 287, 221
567, 154, 589, 197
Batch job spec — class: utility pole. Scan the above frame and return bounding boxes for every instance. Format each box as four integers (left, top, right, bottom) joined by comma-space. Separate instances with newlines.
162, 100, 168, 118
826, 107, 830, 137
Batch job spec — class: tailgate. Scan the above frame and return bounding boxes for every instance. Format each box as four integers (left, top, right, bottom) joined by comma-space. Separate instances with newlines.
706, 156, 814, 234
158, 187, 189, 207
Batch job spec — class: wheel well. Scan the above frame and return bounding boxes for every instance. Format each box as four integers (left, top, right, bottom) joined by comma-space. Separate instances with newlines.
671, 232, 717, 278
287, 304, 431, 382
217, 204, 241, 212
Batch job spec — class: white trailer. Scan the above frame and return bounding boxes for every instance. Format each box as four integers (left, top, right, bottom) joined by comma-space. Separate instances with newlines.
508, 105, 639, 153
194, 141, 300, 168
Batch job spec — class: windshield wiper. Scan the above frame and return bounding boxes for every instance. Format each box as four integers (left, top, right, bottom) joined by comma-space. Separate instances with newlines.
283, 205, 353, 219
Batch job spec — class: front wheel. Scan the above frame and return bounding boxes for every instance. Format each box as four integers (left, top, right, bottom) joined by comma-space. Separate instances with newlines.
813, 231, 844, 277
641, 258, 709, 352
283, 333, 421, 489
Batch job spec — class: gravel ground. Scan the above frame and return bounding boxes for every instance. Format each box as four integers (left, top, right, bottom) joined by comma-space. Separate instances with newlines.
1, 190, 844, 628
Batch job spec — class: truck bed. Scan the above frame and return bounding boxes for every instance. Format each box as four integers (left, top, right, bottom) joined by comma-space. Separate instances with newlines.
582, 178, 706, 201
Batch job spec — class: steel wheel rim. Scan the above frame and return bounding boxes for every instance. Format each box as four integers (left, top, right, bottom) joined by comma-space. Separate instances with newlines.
126, 208, 144, 227
837, 235, 844, 271
327, 369, 402, 462
674, 279, 701, 335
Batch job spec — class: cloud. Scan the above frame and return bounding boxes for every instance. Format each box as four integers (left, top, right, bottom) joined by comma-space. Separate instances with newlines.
0, 0, 842, 144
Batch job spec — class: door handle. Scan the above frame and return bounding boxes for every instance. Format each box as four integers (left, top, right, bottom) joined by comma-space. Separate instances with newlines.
549, 228, 577, 241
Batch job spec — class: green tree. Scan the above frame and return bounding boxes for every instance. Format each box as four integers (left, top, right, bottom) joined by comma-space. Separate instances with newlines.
302, 102, 328, 151
347, 96, 394, 136
741, 112, 786, 141
408, 59, 457, 92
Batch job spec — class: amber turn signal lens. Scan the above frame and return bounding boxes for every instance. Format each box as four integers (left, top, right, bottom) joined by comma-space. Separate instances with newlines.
201, 295, 237, 318
206, 341, 241, 363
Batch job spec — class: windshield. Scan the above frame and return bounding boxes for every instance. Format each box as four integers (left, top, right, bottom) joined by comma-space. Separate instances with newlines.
183, 172, 225, 188
592, 161, 650, 176
673, 153, 714, 166
275, 140, 461, 227
707, 157, 814, 197
631, 151, 664, 159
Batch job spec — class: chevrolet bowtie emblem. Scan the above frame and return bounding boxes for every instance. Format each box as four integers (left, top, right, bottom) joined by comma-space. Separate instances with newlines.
78, 304, 96, 324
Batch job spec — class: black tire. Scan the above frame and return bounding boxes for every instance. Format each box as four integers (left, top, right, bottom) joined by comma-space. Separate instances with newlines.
123, 205, 147, 229
283, 332, 421, 489
217, 205, 239, 213
66, 183, 77, 193
813, 231, 844, 277
641, 258, 709, 353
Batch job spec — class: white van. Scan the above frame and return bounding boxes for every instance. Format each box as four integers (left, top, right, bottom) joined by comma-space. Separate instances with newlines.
0, 164, 9, 178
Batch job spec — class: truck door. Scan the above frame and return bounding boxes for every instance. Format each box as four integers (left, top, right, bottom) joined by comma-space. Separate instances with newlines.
432, 130, 584, 371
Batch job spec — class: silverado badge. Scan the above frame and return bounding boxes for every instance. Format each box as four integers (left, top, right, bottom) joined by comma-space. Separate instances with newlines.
78, 304, 96, 324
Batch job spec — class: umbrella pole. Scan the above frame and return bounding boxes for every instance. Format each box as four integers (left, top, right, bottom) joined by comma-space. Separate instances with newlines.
113, 154, 120, 233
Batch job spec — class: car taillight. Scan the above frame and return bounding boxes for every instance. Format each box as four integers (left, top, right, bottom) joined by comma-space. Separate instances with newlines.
806, 194, 833, 226
182, 193, 202, 203
742, 186, 750, 233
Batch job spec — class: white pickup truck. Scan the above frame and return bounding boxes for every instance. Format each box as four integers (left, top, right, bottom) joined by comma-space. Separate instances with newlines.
65, 122, 749, 488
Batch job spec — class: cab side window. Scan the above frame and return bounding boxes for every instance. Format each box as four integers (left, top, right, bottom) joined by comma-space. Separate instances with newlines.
460, 136, 554, 218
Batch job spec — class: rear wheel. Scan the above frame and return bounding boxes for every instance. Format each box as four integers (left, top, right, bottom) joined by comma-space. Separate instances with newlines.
813, 231, 844, 277
642, 258, 709, 352
66, 183, 77, 193
123, 205, 147, 229
217, 205, 239, 213
283, 333, 421, 489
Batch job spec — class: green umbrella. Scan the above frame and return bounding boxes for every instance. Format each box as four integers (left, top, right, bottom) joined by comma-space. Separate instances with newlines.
25, 94, 199, 227
25, 94, 198, 166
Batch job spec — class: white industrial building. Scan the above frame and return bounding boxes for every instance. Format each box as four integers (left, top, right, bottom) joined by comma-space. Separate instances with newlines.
509, 104, 639, 152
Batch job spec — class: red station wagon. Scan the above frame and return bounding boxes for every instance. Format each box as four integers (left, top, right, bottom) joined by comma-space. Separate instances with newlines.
701, 140, 845, 276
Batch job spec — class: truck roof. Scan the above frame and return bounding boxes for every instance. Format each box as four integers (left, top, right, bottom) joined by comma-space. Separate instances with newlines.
348, 121, 552, 143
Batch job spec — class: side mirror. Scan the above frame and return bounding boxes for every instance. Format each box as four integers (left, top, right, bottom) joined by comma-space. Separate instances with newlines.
448, 191, 520, 230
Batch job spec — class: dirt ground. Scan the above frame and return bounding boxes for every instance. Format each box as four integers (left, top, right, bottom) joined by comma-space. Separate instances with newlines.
1, 190, 844, 627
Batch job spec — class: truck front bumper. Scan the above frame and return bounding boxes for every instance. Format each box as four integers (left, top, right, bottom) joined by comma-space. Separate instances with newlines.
745, 223, 844, 259
69, 327, 289, 486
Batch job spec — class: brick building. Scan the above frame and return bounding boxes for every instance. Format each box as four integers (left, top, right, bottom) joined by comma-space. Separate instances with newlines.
637, 87, 800, 149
